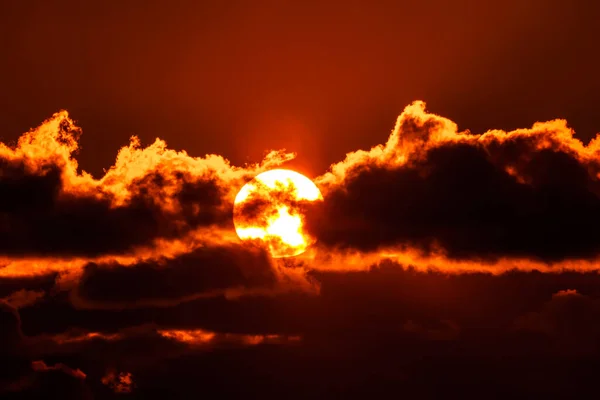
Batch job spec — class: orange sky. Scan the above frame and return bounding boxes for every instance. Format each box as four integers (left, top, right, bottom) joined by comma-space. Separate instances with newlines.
1, 0, 598, 179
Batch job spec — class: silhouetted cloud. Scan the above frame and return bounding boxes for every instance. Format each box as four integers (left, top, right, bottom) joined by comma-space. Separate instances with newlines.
0, 111, 293, 260
70, 245, 279, 309
514, 289, 600, 354
309, 101, 600, 264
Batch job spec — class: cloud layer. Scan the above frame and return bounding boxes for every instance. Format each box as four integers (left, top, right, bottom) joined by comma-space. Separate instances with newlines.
309, 101, 600, 263
4, 104, 600, 397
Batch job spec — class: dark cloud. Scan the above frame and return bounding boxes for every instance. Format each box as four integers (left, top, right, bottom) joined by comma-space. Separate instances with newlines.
514, 289, 600, 354
0, 306, 90, 399
72, 245, 277, 308
0, 301, 23, 355
7, 364, 92, 400
14, 263, 600, 338
309, 102, 600, 263
0, 157, 229, 258
0, 112, 291, 259
7, 265, 600, 398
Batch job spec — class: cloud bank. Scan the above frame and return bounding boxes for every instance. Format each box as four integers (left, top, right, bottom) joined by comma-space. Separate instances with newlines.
4, 103, 600, 397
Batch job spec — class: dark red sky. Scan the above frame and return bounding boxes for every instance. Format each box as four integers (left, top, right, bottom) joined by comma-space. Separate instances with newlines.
1, 0, 599, 177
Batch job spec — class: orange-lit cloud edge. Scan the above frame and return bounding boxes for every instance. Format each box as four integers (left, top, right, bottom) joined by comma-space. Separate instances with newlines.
36, 326, 300, 348
2, 101, 600, 300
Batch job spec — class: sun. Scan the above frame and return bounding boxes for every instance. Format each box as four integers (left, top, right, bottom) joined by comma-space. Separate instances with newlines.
233, 169, 323, 258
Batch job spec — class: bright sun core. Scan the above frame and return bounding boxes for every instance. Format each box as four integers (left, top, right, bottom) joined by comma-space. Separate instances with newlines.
233, 169, 323, 258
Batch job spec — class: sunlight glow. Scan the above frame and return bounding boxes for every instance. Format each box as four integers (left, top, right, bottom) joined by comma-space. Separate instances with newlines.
233, 169, 322, 257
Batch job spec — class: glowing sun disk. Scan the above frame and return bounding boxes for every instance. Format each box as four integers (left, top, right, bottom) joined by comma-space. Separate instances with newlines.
233, 169, 322, 258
